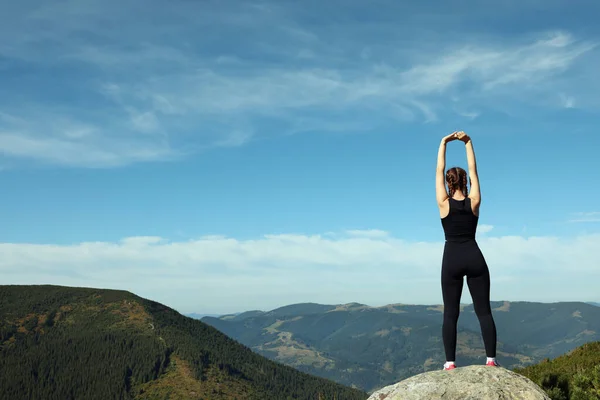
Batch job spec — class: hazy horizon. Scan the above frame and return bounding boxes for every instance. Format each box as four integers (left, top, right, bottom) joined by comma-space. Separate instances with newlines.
184, 299, 600, 316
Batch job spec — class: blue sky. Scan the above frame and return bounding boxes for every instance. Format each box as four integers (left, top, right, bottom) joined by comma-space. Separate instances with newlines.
1, 0, 599, 314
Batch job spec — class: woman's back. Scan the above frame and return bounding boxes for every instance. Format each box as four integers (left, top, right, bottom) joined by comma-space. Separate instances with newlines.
441, 197, 478, 242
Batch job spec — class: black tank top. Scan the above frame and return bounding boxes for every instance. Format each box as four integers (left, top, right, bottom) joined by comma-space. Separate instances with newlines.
441, 197, 478, 242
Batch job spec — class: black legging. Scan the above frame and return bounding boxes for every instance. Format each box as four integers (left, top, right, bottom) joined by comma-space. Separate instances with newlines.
441, 239, 497, 361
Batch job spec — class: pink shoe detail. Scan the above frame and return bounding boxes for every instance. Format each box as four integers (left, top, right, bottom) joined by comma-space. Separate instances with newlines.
486, 360, 499, 366
443, 364, 456, 370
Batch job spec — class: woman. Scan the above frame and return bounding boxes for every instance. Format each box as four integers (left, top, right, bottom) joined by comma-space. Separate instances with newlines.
436, 131, 499, 371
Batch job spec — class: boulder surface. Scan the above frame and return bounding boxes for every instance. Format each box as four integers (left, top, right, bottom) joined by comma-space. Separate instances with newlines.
367, 365, 550, 400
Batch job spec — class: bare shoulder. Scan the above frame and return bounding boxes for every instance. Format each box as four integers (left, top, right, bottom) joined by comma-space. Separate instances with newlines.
439, 198, 450, 218
468, 196, 481, 217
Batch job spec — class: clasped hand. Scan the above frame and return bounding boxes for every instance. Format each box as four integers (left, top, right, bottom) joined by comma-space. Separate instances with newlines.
443, 131, 470, 144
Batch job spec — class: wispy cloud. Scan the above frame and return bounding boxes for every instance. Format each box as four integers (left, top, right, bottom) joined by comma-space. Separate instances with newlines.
560, 93, 576, 108
0, 111, 177, 167
455, 108, 480, 120
345, 229, 390, 238
2, 230, 598, 313
0, 1, 598, 168
478, 224, 494, 234
568, 212, 600, 223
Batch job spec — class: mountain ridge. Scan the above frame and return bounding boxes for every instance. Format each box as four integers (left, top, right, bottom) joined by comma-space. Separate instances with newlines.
188, 299, 598, 322
0, 284, 368, 400
201, 300, 600, 393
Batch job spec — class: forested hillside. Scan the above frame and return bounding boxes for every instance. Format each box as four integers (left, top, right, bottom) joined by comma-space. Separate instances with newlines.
0, 285, 368, 400
514, 341, 600, 400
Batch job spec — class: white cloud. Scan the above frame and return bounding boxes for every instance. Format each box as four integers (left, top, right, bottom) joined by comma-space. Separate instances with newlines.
457, 110, 480, 120
560, 93, 576, 108
345, 229, 390, 238
129, 111, 160, 133
2, 231, 598, 314
569, 212, 600, 223
120, 236, 165, 246
0, 1, 597, 168
110, 32, 593, 117
478, 224, 494, 234
0, 131, 176, 167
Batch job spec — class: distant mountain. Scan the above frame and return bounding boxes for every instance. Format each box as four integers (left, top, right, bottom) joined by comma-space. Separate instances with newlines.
587, 302, 600, 307
514, 341, 600, 399
221, 310, 265, 321
186, 312, 225, 319
0, 285, 368, 400
202, 300, 600, 393
220, 303, 345, 321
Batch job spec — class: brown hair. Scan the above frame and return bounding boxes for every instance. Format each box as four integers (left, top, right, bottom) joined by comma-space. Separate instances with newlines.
446, 167, 468, 198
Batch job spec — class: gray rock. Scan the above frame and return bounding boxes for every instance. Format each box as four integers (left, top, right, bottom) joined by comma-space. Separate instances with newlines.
367, 365, 550, 400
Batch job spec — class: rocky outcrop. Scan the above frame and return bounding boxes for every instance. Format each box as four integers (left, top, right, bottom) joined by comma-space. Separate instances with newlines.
368, 365, 550, 400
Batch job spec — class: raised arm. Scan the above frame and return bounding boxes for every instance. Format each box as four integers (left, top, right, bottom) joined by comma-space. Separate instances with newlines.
457, 132, 480, 206
436, 133, 457, 206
